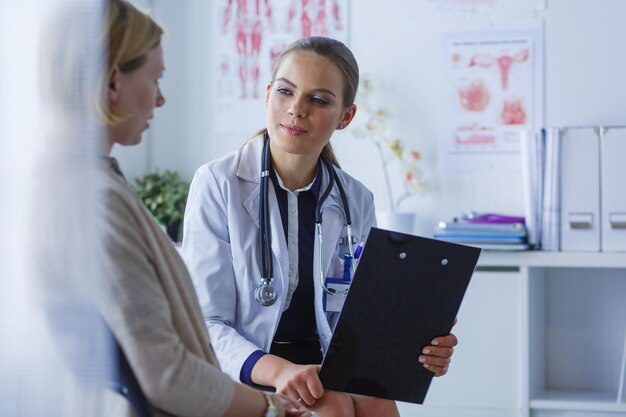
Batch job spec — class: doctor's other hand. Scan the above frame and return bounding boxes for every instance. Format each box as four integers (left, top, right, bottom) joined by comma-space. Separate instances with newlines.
275, 363, 324, 407
272, 393, 314, 417
419, 325, 458, 377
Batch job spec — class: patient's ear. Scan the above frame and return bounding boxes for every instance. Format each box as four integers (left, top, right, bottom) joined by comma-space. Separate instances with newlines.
108, 66, 121, 102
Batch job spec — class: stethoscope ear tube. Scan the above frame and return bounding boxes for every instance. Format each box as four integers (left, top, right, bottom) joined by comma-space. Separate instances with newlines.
316, 154, 335, 224
318, 153, 352, 295
256, 134, 277, 306
330, 166, 356, 276
331, 166, 352, 226
262, 135, 272, 280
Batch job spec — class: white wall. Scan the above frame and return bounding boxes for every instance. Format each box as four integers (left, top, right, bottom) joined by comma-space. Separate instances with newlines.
545, 0, 626, 126
120, 0, 626, 235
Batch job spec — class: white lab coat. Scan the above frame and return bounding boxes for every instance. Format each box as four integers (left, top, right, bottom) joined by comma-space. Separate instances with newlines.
181, 136, 376, 381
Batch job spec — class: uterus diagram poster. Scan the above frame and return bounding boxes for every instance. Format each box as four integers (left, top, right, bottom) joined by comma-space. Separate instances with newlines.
213, 0, 349, 134
438, 29, 543, 170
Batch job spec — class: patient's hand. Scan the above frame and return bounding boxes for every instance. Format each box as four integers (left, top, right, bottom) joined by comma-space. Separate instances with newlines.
272, 393, 313, 417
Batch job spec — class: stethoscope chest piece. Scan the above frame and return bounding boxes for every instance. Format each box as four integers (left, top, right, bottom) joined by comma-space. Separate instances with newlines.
254, 279, 278, 307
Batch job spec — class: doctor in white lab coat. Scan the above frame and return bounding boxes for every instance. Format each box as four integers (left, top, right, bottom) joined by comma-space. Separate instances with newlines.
182, 133, 374, 377
183, 131, 375, 379
182, 37, 458, 417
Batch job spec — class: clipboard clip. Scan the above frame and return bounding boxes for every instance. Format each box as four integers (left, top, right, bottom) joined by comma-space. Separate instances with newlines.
387, 231, 410, 245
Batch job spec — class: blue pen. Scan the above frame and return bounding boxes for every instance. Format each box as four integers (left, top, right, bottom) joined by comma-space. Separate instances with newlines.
343, 253, 352, 282
354, 242, 364, 259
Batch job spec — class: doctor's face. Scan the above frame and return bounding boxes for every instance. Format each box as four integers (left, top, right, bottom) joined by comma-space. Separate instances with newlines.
265, 52, 356, 160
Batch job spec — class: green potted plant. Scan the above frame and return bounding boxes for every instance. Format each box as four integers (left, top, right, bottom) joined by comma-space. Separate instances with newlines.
134, 170, 190, 242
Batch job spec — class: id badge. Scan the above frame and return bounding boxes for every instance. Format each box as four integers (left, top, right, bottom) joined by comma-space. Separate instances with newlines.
322, 277, 350, 313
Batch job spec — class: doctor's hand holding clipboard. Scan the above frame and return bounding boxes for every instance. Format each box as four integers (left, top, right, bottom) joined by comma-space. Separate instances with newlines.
255, 331, 458, 403
181, 37, 459, 417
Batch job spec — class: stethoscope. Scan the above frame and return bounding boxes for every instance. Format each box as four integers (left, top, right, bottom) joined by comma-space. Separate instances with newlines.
255, 135, 355, 307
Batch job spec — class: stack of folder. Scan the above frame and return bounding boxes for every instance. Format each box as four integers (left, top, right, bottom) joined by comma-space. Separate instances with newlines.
434, 213, 529, 251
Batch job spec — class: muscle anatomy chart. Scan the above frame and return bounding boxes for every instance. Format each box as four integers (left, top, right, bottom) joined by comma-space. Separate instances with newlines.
214, 0, 349, 133
439, 29, 543, 170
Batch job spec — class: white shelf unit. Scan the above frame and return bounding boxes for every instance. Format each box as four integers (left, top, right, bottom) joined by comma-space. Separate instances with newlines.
398, 251, 626, 417
478, 251, 626, 269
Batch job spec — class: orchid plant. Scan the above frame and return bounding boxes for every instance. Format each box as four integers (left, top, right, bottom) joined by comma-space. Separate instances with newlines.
351, 76, 427, 212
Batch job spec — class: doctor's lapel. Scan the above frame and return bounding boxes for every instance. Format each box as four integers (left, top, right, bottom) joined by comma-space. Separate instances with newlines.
239, 137, 289, 296
241, 181, 289, 292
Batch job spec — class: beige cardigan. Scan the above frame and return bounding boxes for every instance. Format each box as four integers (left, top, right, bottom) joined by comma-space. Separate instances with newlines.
100, 158, 235, 417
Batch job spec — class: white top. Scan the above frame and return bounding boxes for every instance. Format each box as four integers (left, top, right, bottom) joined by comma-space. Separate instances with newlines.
273, 171, 317, 309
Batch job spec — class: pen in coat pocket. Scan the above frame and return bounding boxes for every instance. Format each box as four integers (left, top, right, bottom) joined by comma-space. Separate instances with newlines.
354, 241, 364, 259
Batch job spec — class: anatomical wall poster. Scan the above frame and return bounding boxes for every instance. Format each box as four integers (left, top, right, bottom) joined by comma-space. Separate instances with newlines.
438, 28, 543, 170
213, 0, 349, 134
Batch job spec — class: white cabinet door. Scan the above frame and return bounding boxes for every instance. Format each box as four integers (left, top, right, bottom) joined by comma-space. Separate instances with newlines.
398, 269, 525, 417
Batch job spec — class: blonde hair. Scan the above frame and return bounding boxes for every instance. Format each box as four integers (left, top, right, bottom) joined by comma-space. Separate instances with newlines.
258, 37, 360, 168
99, 0, 163, 125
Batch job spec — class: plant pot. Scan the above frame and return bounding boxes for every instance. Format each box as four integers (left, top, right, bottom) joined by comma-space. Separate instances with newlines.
166, 219, 182, 243
375, 212, 416, 235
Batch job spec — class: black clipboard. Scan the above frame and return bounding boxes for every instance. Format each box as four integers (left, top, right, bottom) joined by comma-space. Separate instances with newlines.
318, 228, 481, 404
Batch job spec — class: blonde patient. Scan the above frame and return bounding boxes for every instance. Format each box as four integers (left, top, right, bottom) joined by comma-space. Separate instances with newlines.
96, 1, 311, 416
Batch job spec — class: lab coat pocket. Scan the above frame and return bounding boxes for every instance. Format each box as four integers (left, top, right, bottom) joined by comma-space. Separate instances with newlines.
334, 234, 361, 267
328, 253, 345, 278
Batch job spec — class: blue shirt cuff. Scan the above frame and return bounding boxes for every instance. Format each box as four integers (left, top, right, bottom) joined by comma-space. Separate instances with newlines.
240, 350, 268, 386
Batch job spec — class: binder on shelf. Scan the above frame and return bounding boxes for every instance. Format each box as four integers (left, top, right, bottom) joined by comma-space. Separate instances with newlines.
559, 127, 601, 252
540, 128, 560, 251
618, 328, 626, 404
601, 127, 626, 252
520, 129, 543, 248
